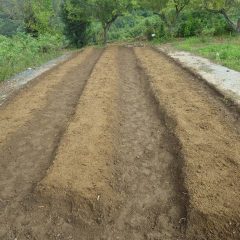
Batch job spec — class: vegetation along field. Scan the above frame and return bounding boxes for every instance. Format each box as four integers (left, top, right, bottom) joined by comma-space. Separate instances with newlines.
0, 0, 240, 240
172, 35, 240, 71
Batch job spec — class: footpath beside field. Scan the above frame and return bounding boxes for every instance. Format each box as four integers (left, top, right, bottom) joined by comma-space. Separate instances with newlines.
0, 45, 240, 240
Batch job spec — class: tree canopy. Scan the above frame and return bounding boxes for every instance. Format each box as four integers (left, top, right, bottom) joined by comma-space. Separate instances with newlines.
140, 0, 190, 34
0, 0, 239, 45
89, 0, 137, 44
202, 0, 240, 31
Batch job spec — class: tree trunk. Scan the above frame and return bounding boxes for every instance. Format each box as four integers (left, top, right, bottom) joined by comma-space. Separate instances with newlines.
206, 8, 239, 33
102, 15, 120, 45
220, 10, 237, 31
103, 26, 108, 45
237, 18, 240, 33
103, 23, 112, 45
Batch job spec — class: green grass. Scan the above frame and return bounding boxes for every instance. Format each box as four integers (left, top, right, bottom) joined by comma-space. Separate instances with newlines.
172, 35, 240, 71
0, 33, 65, 82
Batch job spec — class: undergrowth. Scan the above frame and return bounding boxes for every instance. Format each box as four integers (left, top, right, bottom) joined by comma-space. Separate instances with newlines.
0, 33, 65, 82
172, 35, 240, 71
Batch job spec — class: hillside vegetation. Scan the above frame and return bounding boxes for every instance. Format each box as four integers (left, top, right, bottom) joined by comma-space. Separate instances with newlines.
0, 34, 64, 81
0, 0, 239, 81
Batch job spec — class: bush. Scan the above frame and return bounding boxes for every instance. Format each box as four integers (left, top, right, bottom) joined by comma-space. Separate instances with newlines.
104, 13, 168, 43
0, 33, 64, 81
0, 17, 22, 36
104, 9, 231, 43
176, 11, 228, 38
61, 0, 90, 47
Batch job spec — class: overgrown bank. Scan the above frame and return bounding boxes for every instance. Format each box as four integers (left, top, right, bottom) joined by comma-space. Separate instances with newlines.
0, 0, 239, 82
0, 34, 65, 82
172, 35, 240, 72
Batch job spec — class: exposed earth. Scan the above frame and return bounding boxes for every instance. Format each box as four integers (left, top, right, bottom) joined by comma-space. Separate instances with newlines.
0, 46, 240, 240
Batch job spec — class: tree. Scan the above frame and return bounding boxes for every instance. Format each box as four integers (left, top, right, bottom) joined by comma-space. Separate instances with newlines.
0, 0, 24, 36
0, 0, 26, 22
90, 0, 136, 44
0, 0, 62, 36
61, 0, 90, 47
23, 0, 60, 36
140, 0, 190, 35
202, 0, 240, 32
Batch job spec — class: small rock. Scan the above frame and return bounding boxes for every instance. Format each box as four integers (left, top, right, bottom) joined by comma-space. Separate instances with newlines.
96, 217, 102, 224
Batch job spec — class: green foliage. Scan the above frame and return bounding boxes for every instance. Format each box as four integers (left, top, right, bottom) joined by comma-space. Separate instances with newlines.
89, 0, 137, 44
195, 0, 240, 31
176, 11, 229, 37
88, 10, 169, 43
140, 0, 190, 35
202, 0, 240, 11
0, 0, 63, 37
0, 17, 22, 36
61, 0, 90, 47
23, 0, 62, 36
0, 0, 239, 84
107, 13, 148, 41
86, 21, 103, 44
0, 33, 64, 81
1, 0, 238, 46
105, 7, 231, 43
173, 35, 240, 71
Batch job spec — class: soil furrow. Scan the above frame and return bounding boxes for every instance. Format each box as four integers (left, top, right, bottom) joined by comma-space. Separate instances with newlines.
0, 48, 94, 145
0, 48, 102, 239
135, 47, 240, 240
18, 46, 120, 240
0, 45, 240, 240
103, 46, 185, 240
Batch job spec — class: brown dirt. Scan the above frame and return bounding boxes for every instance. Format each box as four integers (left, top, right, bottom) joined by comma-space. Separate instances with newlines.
0, 45, 240, 240
37, 46, 121, 239
0, 47, 103, 239
103, 47, 186, 240
135, 47, 240, 240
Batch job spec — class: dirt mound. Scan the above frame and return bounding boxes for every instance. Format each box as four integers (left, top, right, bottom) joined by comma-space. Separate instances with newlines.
1, 45, 240, 240
0, 47, 103, 239
135, 47, 240, 240
37, 46, 121, 230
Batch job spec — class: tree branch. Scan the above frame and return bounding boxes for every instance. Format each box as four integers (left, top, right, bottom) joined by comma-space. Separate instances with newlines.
153, 11, 171, 28
173, 0, 189, 17
205, 7, 237, 31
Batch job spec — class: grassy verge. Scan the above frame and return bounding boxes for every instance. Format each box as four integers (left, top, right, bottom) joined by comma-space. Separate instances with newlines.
0, 33, 65, 82
171, 35, 240, 71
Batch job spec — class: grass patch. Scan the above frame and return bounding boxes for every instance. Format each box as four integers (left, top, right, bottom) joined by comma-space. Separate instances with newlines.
172, 35, 240, 71
0, 33, 65, 82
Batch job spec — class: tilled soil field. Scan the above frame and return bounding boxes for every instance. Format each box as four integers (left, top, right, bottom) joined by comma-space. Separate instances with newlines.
0, 46, 240, 240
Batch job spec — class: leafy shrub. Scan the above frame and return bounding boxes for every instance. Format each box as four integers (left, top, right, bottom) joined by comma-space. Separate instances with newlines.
176, 11, 228, 38
103, 13, 168, 42
0, 33, 64, 81
61, 0, 90, 47
101, 9, 230, 43
0, 17, 22, 36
